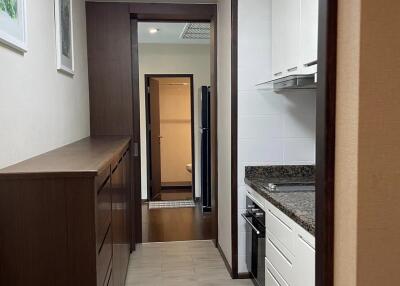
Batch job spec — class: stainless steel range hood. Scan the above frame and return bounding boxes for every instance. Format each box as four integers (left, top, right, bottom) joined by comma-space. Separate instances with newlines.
257, 74, 317, 91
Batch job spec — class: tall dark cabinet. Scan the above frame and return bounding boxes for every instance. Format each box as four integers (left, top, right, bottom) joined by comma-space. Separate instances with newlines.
86, 4, 141, 286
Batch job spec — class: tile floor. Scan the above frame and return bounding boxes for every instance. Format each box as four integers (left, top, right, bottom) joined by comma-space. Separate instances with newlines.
125, 240, 253, 286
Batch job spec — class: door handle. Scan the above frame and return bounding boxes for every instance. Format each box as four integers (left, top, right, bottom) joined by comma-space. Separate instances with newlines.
241, 213, 261, 235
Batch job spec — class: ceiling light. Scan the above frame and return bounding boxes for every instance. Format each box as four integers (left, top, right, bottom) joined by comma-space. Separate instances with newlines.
149, 28, 160, 34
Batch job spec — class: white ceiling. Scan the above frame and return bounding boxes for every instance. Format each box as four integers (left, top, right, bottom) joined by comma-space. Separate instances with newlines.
138, 22, 210, 44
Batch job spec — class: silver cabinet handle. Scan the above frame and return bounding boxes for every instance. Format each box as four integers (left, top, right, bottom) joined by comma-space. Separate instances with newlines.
274, 72, 283, 76
241, 213, 261, 235
304, 60, 317, 67
287, 66, 298, 72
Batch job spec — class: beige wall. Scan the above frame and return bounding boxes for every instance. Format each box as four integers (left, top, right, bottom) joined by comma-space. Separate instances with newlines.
157, 77, 192, 184
0, 0, 90, 169
217, 0, 232, 267
335, 0, 400, 285
138, 43, 210, 199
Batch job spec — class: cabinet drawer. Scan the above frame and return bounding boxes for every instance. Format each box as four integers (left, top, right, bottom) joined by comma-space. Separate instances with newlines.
265, 204, 295, 254
97, 225, 112, 286
266, 258, 289, 286
97, 178, 112, 251
266, 231, 294, 285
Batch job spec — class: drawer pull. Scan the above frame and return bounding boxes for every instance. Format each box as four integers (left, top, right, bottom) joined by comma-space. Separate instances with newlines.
268, 209, 292, 231
304, 60, 317, 67
241, 214, 261, 235
274, 72, 283, 76
299, 234, 315, 250
268, 237, 292, 265
287, 67, 298, 72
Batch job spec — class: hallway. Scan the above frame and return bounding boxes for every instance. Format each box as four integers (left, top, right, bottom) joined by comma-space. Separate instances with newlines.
142, 203, 213, 242
125, 240, 252, 286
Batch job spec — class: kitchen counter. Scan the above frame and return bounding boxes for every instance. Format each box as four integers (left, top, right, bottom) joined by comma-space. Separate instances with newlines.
245, 166, 315, 235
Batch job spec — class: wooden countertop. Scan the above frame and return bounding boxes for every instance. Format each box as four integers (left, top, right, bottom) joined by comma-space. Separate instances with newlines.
0, 136, 131, 179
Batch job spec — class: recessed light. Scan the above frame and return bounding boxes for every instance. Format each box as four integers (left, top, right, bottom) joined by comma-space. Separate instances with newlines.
149, 28, 160, 34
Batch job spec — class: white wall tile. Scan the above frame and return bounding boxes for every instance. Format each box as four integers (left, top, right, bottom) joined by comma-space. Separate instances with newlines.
239, 115, 283, 139
238, 187, 248, 209
239, 90, 286, 115
238, 231, 247, 256
238, 139, 284, 163
284, 138, 316, 163
238, 255, 249, 273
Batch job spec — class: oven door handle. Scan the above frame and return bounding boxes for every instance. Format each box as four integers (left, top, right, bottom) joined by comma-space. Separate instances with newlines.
241, 213, 261, 235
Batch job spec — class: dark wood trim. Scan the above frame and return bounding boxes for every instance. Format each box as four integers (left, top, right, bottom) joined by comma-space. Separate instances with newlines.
217, 243, 233, 278
161, 185, 192, 191
231, 0, 239, 279
315, 0, 337, 286
237, 273, 251, 279
161, 188, 192, 193
144, 74, 195, 201
129, 3, 216, 22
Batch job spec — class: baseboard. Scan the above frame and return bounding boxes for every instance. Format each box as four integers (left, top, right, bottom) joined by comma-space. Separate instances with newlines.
237, 272, 251, 279
217, 243, 233, 278
161, 182, 192, 190
161, 187, 192, 192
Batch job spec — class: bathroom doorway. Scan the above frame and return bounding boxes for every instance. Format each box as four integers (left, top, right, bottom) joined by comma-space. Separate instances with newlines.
145, 74, 195, 202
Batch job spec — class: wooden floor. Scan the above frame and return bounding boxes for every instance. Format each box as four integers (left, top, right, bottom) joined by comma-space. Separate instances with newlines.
125, 240, 253, 286
142, 201, 212, 243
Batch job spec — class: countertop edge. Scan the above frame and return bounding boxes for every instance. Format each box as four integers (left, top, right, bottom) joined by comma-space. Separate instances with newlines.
245, 177, 315, 236
0, 136, 131, 179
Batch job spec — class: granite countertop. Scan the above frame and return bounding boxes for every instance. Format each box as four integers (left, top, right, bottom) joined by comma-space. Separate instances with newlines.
245, 166, 315, 235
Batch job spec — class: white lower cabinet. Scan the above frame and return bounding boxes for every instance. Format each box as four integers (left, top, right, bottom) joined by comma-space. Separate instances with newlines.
246, 186, 315, 286
266, 258, 289, 286
292, 231, 315, 286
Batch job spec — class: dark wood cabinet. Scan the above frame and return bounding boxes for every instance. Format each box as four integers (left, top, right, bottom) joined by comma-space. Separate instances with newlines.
111, 151, 131, 286
0, 137, 131, 286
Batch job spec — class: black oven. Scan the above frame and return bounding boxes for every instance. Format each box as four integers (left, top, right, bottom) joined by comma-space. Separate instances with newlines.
242, 197, 265, 286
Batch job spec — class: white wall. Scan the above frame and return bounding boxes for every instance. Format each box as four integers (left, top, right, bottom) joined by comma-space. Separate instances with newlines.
0, 0, 90, 169
138, 43, 211, 199
237, 0, 316, 273
217, 0, 232, 268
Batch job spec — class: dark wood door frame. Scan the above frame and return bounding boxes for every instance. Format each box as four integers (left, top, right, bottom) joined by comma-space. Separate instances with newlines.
230, 0, 337, 284
144, 74, 195, 201
130, 3, 218, 245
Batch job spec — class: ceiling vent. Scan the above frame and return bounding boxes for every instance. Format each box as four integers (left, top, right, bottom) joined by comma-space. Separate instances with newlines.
180, 23, 210, 40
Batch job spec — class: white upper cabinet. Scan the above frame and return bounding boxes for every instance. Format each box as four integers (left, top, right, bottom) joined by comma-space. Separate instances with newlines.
271, 0, 319, 79
272, 0, 301, 78
300, 0, 319, 74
